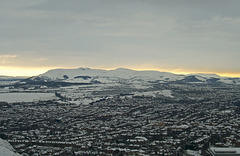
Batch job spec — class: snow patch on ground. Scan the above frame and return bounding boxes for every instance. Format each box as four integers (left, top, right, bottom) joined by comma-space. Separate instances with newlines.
219, 79, 235, 84
0, 81, 19, 85
132, 83, 151, 89
0, 93, 57, 103
133, 90, 173, 98
0, 138, 20, 156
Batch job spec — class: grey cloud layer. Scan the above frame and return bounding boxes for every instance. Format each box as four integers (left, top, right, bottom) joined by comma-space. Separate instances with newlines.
0, 0, 240, 72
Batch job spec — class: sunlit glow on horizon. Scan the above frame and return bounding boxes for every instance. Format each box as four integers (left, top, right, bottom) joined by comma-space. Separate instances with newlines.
0, 66, 239, 78
0, 66, 53, 77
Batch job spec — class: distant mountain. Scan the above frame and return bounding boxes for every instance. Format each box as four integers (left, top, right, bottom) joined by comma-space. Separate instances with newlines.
27, 68, 184, 84
20, 68, 240, 86
0, 138, 20, 156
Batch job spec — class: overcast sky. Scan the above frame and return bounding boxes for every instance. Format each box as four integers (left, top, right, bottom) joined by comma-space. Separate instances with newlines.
1, 0, 240, 76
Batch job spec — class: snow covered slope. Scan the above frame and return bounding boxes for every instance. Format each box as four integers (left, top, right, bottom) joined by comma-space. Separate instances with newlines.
35, 68, 184, 83
0, 138, 21, 156
30, 68, 240, 85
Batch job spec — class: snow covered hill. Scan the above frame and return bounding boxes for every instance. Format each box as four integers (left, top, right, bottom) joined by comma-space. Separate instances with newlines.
33, 68, 183, 83
27, 68, 240, 85
0, 138, 21, 156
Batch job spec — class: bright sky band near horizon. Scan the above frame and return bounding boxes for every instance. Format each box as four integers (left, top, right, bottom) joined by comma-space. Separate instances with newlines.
0, 0, 240, 77
1, 66, 240, 78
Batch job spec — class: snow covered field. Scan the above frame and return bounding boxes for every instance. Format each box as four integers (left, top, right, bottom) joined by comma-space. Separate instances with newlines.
133, 90, 173, 98
0, 81, 18, 85
0, 93, 56, 103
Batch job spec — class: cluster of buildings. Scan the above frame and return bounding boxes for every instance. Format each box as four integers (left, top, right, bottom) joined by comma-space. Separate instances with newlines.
0, 82, 240, 155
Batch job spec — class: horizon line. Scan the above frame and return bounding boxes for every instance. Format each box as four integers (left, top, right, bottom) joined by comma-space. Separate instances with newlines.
0, 66, 240, 78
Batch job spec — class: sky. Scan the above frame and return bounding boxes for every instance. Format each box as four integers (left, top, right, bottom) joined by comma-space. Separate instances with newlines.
0, 0, 240, 77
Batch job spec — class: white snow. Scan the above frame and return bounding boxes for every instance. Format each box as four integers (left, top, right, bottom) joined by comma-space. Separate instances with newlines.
132, 83, 151, 89
0, 81, 19, 85
38, 68, 184, 83
219, 79, 235, 84
0, 138, 20, 156
194, 76, 207, 82
189, 73, 221, 78
133, 90, 173, 98
0, 93, 56, 103
35, 67, 240, 85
